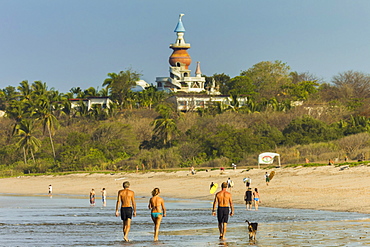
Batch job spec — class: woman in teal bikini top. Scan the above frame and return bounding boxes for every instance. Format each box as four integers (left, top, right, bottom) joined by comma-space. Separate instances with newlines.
148, 188, 166, 241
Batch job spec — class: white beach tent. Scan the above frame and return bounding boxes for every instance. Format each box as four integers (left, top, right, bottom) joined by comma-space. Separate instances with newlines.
258, 152, 281, 168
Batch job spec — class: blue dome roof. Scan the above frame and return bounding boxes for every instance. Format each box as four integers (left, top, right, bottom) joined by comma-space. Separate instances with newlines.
174, 14, 186, 32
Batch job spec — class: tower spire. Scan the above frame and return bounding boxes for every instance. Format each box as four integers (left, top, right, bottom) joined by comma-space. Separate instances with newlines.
195, 61, 202, 77
172, 13, 190, 47
169, 14, 191, 69
174, 14, 186, 32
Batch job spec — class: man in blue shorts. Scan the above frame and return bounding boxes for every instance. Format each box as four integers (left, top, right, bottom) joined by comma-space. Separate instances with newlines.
212, 182, 234, 240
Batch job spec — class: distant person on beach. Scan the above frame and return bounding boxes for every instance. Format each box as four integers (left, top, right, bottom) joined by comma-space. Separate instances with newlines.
190, 166, 196, 175
265, 172, 270, 186
252, 188, 260, 211
90, 189, 95, 206
115, 181, 136, 242
148, 188, 166, 241
212, 182, 234, 240
48, 184, 52, 196
101, 188, 107, 207
232, 163, 236, 170
227, 178, 234, 191
245, 177, 251, 188
244, 187, 252, 210
210, 182, 214, 190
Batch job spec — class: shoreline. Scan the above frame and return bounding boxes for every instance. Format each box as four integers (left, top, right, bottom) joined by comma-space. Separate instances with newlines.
1, 166, 369, 214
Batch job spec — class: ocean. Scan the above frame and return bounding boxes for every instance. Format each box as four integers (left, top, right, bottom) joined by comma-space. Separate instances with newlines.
0, 195, 369, 246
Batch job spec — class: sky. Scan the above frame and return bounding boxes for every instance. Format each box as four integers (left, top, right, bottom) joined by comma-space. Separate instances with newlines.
1, 0, 370, 93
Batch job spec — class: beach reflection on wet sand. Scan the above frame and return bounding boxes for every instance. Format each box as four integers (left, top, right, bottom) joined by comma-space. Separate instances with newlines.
0, 195, 369, 246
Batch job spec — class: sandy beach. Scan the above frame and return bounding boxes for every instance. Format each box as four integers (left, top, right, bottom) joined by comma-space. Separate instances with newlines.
1, 165, 369, 214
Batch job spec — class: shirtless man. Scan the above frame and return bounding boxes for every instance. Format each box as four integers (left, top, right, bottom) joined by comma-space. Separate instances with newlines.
212, 182, 234, 240
115, 181, 136, 242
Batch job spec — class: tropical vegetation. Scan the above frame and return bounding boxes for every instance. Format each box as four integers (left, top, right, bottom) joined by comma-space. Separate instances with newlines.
2, 62, 370, 176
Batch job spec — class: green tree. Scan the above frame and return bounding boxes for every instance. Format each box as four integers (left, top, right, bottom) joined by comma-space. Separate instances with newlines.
17, 80, 32, 101
15, 119, 41, 164
6, 100, 32, 135
103, 69, 141, 108
252, 122, 285, 146
339, 115, 370, 135
241, 61, 292, 99
228, 76, 256, 96
151, 104, 179, 147
0, 86, 18, 110
281, 80, 319, 101
34, 99, 60, 160
205, 73, 231, 94
136, 86, 166, 109
70, 87, 82, 98
283, 116, 341, 146
75, 100, 89, 117
92, 122, 139, 160
89, 104, 108, 120
83, 87, 99, 97
31, 81, 48, 98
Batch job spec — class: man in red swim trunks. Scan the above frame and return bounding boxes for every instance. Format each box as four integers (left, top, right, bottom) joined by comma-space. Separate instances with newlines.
115, 181, 136, 242
212, 182, 234, 240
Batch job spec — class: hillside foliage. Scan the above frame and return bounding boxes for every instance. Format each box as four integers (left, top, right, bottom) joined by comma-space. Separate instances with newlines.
2, 62, 370, 176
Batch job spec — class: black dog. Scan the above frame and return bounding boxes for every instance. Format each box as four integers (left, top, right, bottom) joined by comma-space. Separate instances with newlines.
245, 220, 258, 242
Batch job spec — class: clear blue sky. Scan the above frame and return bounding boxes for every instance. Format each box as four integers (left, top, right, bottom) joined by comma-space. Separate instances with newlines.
1, 0, 370, 93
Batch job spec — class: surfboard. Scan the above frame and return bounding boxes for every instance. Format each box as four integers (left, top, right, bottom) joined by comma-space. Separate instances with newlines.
268, 171, 275, 181
210, 183, 218, 194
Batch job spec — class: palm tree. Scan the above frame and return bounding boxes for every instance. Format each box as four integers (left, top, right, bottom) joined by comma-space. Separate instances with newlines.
103, 69, 141, 108
136, 86, 165, 109
99, 88, 109, 97
6, 100, 31, 135
16, 119, 41, 164
152, 117, 179, 146
224, 94, 240, 112
107, 102, 118, 118
17, 80, 31, 101
34, 99, 60, 160
60, 99, 73, 121
31, 81, 48, 98
151, 104, 179, 146
89, 104, 108, 120
84, 87, 98, 97
76, 100, 89, 117
70, 87, 82, 98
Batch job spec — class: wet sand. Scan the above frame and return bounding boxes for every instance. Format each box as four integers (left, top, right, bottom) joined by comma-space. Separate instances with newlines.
0, 165, 369, 214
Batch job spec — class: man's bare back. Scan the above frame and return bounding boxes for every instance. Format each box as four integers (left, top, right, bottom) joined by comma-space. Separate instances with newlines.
115, 181, 136, 242
212, 182, 234, 240
215, 190, 233, 208
115, 188, 136, 216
